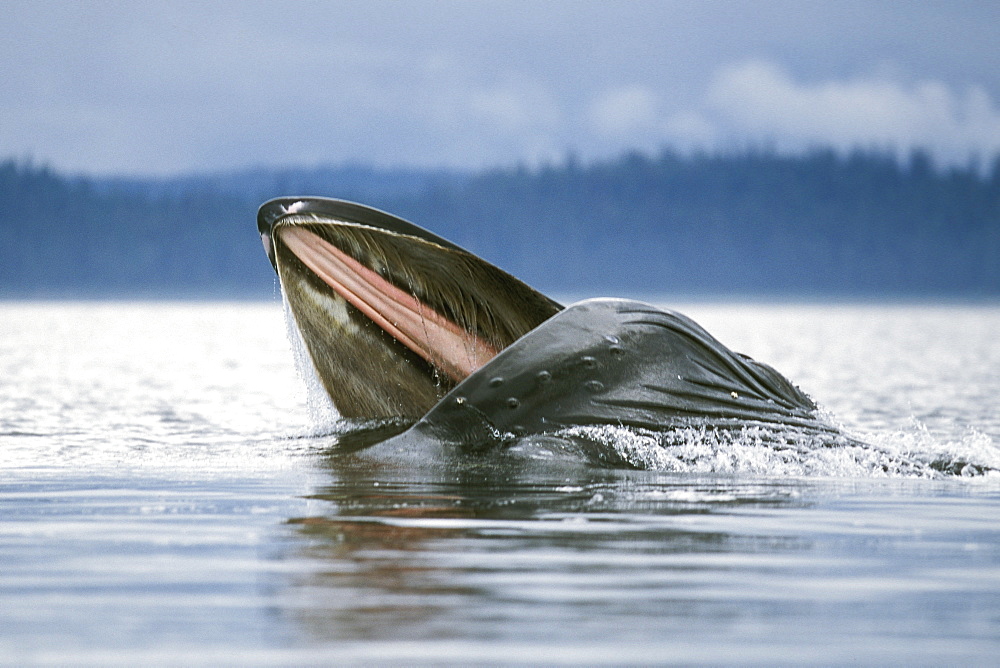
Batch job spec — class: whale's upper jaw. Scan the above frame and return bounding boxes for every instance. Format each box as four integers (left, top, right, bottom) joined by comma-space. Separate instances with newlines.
257, 197, 562, 419
257, 198, 470, 273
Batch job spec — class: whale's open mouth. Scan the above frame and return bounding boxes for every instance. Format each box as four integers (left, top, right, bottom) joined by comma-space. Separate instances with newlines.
277, 225, 499, 382
258, 198, 561, 419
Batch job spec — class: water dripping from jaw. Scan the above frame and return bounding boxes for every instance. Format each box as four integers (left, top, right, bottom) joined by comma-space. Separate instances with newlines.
406, 273, 445, 395
470, 303, 480, 373
280, 286, 341, 434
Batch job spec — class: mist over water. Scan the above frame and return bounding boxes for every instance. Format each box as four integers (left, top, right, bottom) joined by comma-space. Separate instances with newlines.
2, 301, 999, 665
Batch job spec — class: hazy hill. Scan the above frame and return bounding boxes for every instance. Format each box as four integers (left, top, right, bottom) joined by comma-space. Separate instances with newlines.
2, 149, 998, 299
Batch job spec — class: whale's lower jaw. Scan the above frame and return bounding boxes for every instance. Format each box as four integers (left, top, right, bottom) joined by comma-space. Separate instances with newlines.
409, 298, 824, 446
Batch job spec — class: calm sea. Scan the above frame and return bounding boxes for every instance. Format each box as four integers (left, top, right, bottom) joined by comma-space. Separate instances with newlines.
2, 301, 999, 666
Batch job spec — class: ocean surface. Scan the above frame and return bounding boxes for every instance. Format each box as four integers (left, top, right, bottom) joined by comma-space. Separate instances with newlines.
2, 300, 999, 666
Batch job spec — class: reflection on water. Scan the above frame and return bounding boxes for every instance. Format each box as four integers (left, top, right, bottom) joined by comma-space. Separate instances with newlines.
277, 453, 1000, 663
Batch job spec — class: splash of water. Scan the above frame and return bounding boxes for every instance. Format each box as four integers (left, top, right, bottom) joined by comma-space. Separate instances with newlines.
281, 290, 341, 434
551, 418, 999, 479
862, 418, 1000, 477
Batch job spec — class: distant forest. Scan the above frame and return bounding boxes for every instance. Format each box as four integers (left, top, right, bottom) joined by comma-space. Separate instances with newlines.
2, 148, 999, 298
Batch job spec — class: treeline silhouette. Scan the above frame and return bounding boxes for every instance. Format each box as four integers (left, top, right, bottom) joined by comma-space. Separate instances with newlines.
2, 148, 998, 298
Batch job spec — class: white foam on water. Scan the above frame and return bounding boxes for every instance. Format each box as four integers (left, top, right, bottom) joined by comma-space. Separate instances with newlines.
555, 418, 1000, 479
860, 417, 1000, 476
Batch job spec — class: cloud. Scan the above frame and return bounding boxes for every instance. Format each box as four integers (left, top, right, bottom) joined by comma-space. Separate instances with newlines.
5, 3, 1000, 174
588, 86, 660, 138
700, 60, 1000, 163
661, 111, 720, 151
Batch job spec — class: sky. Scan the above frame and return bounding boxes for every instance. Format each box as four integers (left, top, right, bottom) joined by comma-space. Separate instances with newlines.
3, 0, 999, 176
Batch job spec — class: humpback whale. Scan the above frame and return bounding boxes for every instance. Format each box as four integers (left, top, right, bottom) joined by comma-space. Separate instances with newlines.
259, 197, 840, 458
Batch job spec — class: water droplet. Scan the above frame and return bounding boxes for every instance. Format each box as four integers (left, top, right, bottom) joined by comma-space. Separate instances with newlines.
585, 380, 605, 393
455, 396, 466, 405
582, 356, 597, 368
536, 370, 552, 383
489, 377, 504, 388
507, 397, 520, 409
609, 344, 624, 356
